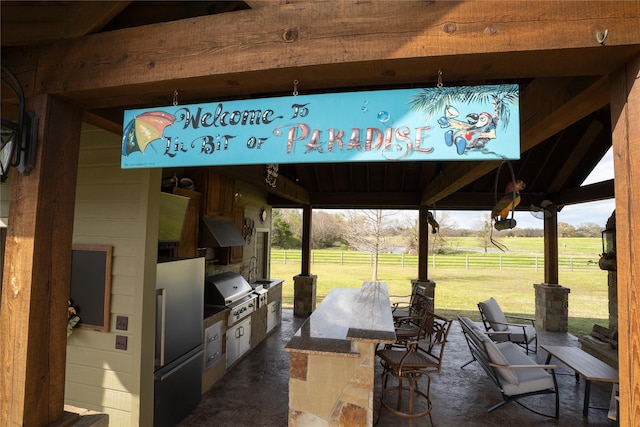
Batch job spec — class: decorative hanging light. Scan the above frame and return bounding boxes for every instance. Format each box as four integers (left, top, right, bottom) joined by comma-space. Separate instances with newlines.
1, 65, 38, 182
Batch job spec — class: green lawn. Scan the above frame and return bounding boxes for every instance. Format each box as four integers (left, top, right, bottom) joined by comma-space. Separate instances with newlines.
270, 261, 609, 338
432, 236, 602, 255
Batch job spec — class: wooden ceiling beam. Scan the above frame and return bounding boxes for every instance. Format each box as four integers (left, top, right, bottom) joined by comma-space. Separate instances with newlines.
308, 192, 421, 209
432, 192, 498, 211
245, 0, 299, 7
1, 1, 636, 110
554, 179, 615, 206
420, 75, 612, 206
267, 191, 420, 209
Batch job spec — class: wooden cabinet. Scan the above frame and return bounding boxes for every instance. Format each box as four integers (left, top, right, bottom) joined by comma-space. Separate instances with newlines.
204, 169, 234, 218
191, 167, 245, 265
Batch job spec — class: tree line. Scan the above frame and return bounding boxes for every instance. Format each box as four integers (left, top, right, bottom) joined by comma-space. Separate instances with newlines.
271, 208, 604, 252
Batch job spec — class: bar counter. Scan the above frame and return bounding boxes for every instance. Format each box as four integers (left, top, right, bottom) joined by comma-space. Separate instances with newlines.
285, 282, 396, 426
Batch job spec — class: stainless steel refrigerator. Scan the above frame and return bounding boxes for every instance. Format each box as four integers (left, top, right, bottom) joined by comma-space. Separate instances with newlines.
154, 257, 204, 427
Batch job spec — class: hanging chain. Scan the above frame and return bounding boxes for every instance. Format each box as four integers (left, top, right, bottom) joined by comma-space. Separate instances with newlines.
173, 90, 179, 106
292, 79, 299, 96
437, 69, 443, 88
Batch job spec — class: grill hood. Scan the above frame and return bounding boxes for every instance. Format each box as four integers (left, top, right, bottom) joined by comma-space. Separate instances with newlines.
205, 271, 253, 305
202, 217, 246, 248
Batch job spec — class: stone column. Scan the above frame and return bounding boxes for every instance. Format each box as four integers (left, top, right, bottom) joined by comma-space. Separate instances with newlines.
534, 283, 570, 332
294, 274, 317, 317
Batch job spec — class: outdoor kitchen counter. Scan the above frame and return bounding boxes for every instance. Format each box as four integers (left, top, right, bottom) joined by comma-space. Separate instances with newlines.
285, 282, 396, 427
203, 304, 227, 319
285, 282, 396, 355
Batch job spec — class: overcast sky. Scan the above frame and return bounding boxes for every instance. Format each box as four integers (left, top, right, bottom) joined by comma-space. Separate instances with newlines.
437, 147, 615, 229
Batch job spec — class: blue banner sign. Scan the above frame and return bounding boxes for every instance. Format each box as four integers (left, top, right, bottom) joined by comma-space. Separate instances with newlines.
121, 84, 519, 168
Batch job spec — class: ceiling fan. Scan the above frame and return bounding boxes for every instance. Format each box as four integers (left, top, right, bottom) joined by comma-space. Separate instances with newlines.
529, 199, 556, 220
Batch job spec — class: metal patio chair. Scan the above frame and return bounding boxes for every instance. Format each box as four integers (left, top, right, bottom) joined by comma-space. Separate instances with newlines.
478, 297, 538, 354
376, 312, 453, 426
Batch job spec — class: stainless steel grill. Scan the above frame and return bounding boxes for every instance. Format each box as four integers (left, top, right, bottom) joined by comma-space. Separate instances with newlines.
205, 272, 257, 326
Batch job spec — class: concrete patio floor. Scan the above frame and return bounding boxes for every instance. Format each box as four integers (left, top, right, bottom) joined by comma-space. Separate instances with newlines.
180, 309, 616, 426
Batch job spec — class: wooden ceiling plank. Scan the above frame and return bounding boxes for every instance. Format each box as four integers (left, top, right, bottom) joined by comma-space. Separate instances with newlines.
294, 164, 316, 193
547, 119, 605, 193
65, 1, 132, 39
0, 2, 131, 46
330, 165, 339, 193
525, 129, 568, 194
520, 76, 610, 152
347, 164, 356, 194
0, 4, 67, 46
217, 166, 310, 205
9, 1, 636, 108
81, 111, 122, 136
421, 161, 499, 206
313, 165, 327, 192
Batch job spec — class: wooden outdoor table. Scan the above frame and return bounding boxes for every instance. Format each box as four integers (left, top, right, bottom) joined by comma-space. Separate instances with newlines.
541, 345, 619, 417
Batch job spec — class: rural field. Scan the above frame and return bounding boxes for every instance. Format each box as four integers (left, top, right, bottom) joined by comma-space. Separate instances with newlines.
269, 237, 610, 338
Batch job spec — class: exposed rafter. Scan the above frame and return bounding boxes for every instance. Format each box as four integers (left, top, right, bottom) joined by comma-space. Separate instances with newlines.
0, 1, 131, 47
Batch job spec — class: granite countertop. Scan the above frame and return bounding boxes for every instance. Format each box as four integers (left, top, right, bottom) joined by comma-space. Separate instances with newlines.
250, 278, 284, 289
284, 282, 396, 355
204, 304, 227, 319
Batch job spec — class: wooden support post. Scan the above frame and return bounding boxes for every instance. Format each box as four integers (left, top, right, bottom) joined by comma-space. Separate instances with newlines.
418, 206, 429, 281
0, 95, 82, 426
610, 53, 640, 427
300, 205, 312, 276
543, 206, 559, 284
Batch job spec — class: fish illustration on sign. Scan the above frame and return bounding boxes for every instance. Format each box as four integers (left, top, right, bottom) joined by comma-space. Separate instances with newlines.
122, 111, 176, 156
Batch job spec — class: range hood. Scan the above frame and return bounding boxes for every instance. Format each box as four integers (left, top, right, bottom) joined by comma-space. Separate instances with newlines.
202, 217, 246, 247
